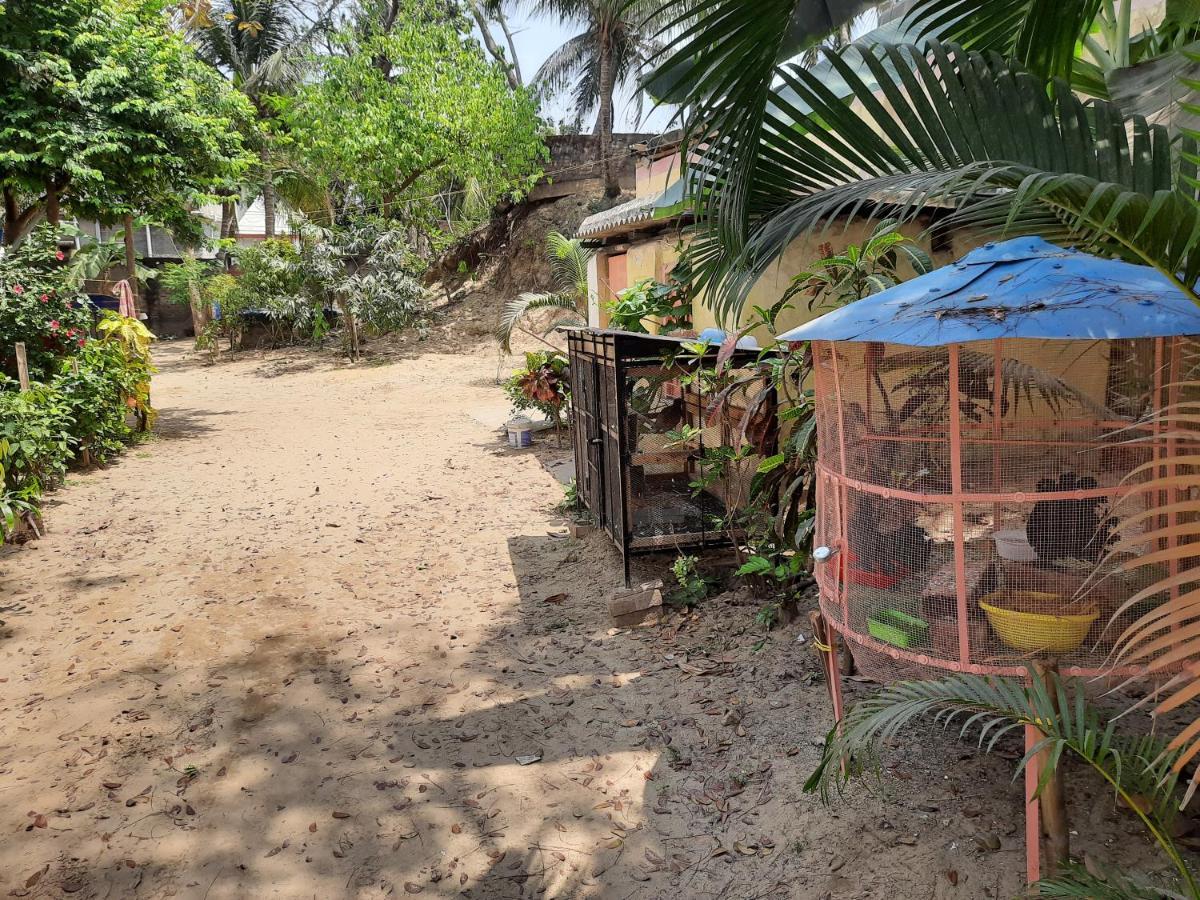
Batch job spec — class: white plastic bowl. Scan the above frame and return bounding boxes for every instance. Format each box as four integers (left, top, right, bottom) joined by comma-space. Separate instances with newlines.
993, 528, 1037, 562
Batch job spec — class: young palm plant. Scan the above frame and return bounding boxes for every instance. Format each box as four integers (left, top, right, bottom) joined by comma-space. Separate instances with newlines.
497, 230, 592, 352
806, 671, 1199, 897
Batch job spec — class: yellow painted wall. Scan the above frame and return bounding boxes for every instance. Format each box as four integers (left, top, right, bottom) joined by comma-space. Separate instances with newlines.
635, 153, 682, 198
587, 220, 954, 332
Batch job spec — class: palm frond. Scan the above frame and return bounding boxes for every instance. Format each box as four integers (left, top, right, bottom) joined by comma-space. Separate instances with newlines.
902, 0, 1103, 81
804, 671, 1198, 893
1103, 372, 1200, 805
545, 231, 592, 299
532, 31, 596, 103
497, 292, 586, 352
1035, 861, 1190, 898
192, 0, 318, 98
680, 40, 1197, 324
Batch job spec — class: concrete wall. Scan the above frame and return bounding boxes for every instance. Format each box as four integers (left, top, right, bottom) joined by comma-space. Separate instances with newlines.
528, 133, 654, 202
635, 152, 682, 198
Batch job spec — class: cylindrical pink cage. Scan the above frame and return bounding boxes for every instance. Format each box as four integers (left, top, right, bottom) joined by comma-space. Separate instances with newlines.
809, 335, 1199, 682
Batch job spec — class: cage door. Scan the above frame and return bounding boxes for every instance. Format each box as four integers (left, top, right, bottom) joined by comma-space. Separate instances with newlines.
574, 355, 607, 529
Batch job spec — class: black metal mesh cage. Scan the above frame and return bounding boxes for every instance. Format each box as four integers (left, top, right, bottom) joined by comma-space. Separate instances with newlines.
567, 329, 775, 584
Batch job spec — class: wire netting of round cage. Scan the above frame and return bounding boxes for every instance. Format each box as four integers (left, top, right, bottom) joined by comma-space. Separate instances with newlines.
779, 236, 1200, 882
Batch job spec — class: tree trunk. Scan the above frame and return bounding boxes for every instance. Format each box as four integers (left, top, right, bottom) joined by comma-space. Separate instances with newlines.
220, 199, 238, 240
1033, 660, 1070, 876
3, 187, 19, 245
123, 213, 139, 316
496, 9, 523, 86
184, 251, 209, 338
596, 40, 619, 198
261, 144, 276, 238
45, 180, 60, 226
467, 0, 520, 90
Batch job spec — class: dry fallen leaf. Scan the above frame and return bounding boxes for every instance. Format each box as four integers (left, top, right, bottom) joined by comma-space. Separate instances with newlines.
308, 822, 317, 833
331, 811, 351, 819
450, 823, 462, 834
543, 593, 568, 604
25, 865, 48, 889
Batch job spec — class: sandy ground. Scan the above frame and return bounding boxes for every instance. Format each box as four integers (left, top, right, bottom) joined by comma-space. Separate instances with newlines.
0, 338, 1186, 899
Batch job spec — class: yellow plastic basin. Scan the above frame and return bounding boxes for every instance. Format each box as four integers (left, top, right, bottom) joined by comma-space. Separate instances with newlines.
979, 591, 1098, 654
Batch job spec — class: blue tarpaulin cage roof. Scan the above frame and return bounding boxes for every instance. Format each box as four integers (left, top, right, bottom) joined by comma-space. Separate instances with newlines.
776, 237, 1200, 346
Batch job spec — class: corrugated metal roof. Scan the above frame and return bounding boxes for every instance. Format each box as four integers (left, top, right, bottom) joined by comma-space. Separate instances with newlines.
577, 190, 667, 239
778, 237, 1200, 346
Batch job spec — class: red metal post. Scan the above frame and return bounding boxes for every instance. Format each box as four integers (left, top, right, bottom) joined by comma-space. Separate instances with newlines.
947, 344, 971, 664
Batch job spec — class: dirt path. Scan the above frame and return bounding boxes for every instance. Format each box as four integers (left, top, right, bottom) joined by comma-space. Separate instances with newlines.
0, 341, 1171, 899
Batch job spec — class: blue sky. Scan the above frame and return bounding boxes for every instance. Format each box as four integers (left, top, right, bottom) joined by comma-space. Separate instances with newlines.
494, 10, 679, 134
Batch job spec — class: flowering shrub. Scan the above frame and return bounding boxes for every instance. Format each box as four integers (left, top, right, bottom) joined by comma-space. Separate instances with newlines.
0, 225, 158, 543
0, 226, 91, 380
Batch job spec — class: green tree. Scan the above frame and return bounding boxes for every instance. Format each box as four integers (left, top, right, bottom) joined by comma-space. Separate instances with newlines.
530, 0, 661, 197
0, 0, 252, 245
277, 6, 544, 248
648, 0, 1200, 320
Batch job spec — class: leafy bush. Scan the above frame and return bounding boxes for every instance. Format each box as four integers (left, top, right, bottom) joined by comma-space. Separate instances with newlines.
607, 277, 691, 334
52, 343, 135, 460
190, 224, 429, 353
0, 312, 155, 543
341, 227, 426, 336
502, 350, 570, 422
0, 381, 73, 537
0, 225, 91, 380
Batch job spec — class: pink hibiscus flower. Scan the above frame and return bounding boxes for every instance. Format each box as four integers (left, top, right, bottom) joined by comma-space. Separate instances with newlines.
49, 320, 60, 331
12, 284, 23, 294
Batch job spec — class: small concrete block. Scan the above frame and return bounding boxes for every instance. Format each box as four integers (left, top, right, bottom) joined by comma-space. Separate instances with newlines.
608, 580, 664, 627
567, 521, 591, 539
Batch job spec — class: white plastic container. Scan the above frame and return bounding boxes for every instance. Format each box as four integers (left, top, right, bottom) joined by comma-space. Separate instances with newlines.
507, 416, 533, 448
993, 528, 1037, 562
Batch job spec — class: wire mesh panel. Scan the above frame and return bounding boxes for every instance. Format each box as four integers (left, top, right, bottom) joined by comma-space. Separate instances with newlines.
812, 335, 1200, 680
568, 329, 775, 582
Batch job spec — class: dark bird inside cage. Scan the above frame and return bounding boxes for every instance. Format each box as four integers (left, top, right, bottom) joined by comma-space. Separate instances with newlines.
1025, 472, 1112, 563
848, 493, 932, 575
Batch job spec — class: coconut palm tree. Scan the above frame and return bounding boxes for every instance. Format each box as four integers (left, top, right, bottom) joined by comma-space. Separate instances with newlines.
497, 230, 592, 351
530, 0, 662, 197
192, 0, 325, 237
